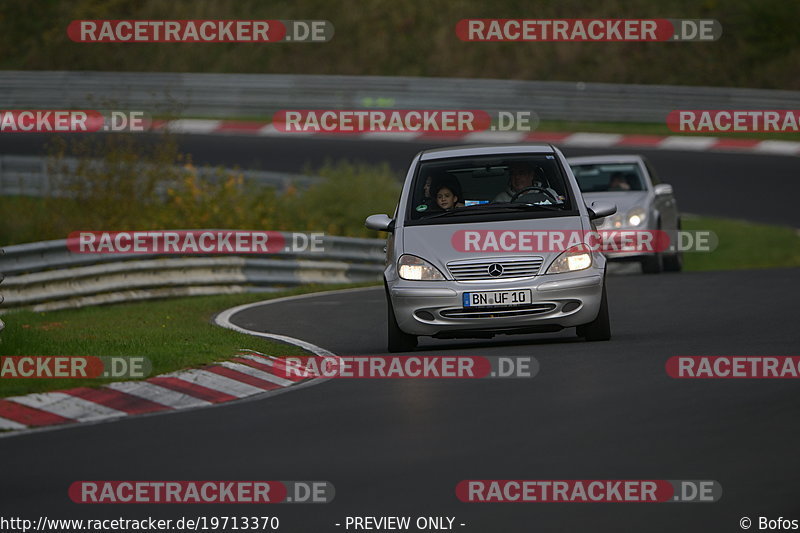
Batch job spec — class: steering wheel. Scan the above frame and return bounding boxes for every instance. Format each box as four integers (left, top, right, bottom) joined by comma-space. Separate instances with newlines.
509, 186, 559, 204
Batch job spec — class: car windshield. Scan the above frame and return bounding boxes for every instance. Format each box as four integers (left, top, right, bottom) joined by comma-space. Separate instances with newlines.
407, 154, 574, 222
570, 163, 646, 192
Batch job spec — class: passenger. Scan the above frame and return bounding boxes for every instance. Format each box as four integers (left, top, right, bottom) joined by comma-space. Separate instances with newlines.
609, 172, 632, 191
425, 173, 464, 211
421, 174, 438, 209
434, 183, 460, 210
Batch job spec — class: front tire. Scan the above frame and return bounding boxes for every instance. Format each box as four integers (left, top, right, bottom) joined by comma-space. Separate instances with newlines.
663, 250, 683, 272
640, 252, 663, 274
386, 285, 417, 353
577, 283, 611, 341
663, 219, 683, 272
642, 219, 665, 273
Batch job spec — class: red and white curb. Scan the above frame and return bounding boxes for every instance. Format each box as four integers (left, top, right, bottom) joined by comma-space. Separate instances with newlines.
0, 350, 308, 433
153, 120, 800, 156
0, 288, 364, 436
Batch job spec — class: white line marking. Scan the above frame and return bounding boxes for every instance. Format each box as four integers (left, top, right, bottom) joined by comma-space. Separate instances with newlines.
9, 392, 126, 422
215, 287, 382, 356
236, 348, 275, 359
0, 416, 26, 430
214, 289, 374, 356
257, 123, 280, 135
360, 131, 422, 141
238, 354, 277, 367
214, 289, 383, 389
109, 381, 211, 408
463, 131, 527, 143
165, 119, 222, 134
218, 361, 295, 387
165, 368, 265, 398
561, 133, 623, 147
658, 136, 718, 150
753, 140, 800, 155
258, 123, 318, 137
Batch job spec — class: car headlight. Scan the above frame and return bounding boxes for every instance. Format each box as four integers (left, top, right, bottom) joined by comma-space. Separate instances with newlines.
627, 207, 647, 227
546, 245, 593, 274
398, 254, 446, 281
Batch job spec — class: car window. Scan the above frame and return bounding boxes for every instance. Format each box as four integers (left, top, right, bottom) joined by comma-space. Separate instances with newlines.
570, 163, 646, 192
407, 154, 574, 223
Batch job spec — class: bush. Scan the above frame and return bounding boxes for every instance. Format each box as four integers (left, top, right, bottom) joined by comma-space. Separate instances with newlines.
0, 135, 401, 245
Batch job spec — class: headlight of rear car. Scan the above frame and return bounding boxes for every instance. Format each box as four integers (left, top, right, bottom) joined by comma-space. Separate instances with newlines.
627, 207, 647, 227
398, 254, 446, 281
602, 213, 624, 228
546, 245, 593, 274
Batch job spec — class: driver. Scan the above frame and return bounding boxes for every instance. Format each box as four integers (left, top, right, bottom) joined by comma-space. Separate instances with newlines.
608, 171, 632, 191
493, 163, 559, 203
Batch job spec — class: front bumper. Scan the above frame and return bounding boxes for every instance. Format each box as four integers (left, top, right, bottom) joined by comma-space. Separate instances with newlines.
604, 251, 649, 262
388, 269, 604, 336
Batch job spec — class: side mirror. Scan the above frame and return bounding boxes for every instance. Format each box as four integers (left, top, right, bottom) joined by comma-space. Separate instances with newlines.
588, 201, 617, 220
654, 183, 673, 196
365, 214, 395, 232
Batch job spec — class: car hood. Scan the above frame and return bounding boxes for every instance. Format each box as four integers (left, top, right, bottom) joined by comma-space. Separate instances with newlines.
401, 216, 586, 273
582, 191, 648, 214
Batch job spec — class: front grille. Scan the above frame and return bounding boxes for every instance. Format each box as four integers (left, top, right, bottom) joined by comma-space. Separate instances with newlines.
440, 303, 557, 319
447, 258, 543, 281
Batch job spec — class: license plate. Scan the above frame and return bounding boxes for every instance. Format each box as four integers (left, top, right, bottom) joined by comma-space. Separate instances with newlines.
463, 289, 532, 308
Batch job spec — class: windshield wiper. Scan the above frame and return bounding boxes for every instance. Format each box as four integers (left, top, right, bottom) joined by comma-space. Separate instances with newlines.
421, 203, 562, 220
422, 208, 473, 220
480, 202, 562, 212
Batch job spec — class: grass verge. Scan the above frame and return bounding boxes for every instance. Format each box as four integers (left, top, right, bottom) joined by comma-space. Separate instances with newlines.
682, 216, 800, 271
0, 282, 378, 398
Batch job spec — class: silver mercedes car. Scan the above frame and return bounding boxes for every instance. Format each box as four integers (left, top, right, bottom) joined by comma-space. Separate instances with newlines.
567, 154, 682, 274
366, 144, 617, 352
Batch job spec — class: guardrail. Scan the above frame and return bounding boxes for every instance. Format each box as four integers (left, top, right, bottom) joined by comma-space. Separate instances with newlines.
2, 71, 800, 123
0, 249, 3, 331
0, 234, 386, 313
0, 155, 320, 197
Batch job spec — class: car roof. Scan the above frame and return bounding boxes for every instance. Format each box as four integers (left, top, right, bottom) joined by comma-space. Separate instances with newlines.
419, 143, 556, 161
566, 154, 645, 165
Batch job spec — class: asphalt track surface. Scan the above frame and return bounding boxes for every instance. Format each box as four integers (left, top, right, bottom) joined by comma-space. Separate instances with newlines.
2, 132, 799, 226
1, 133, 798, 531
1, 269, 799, 531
